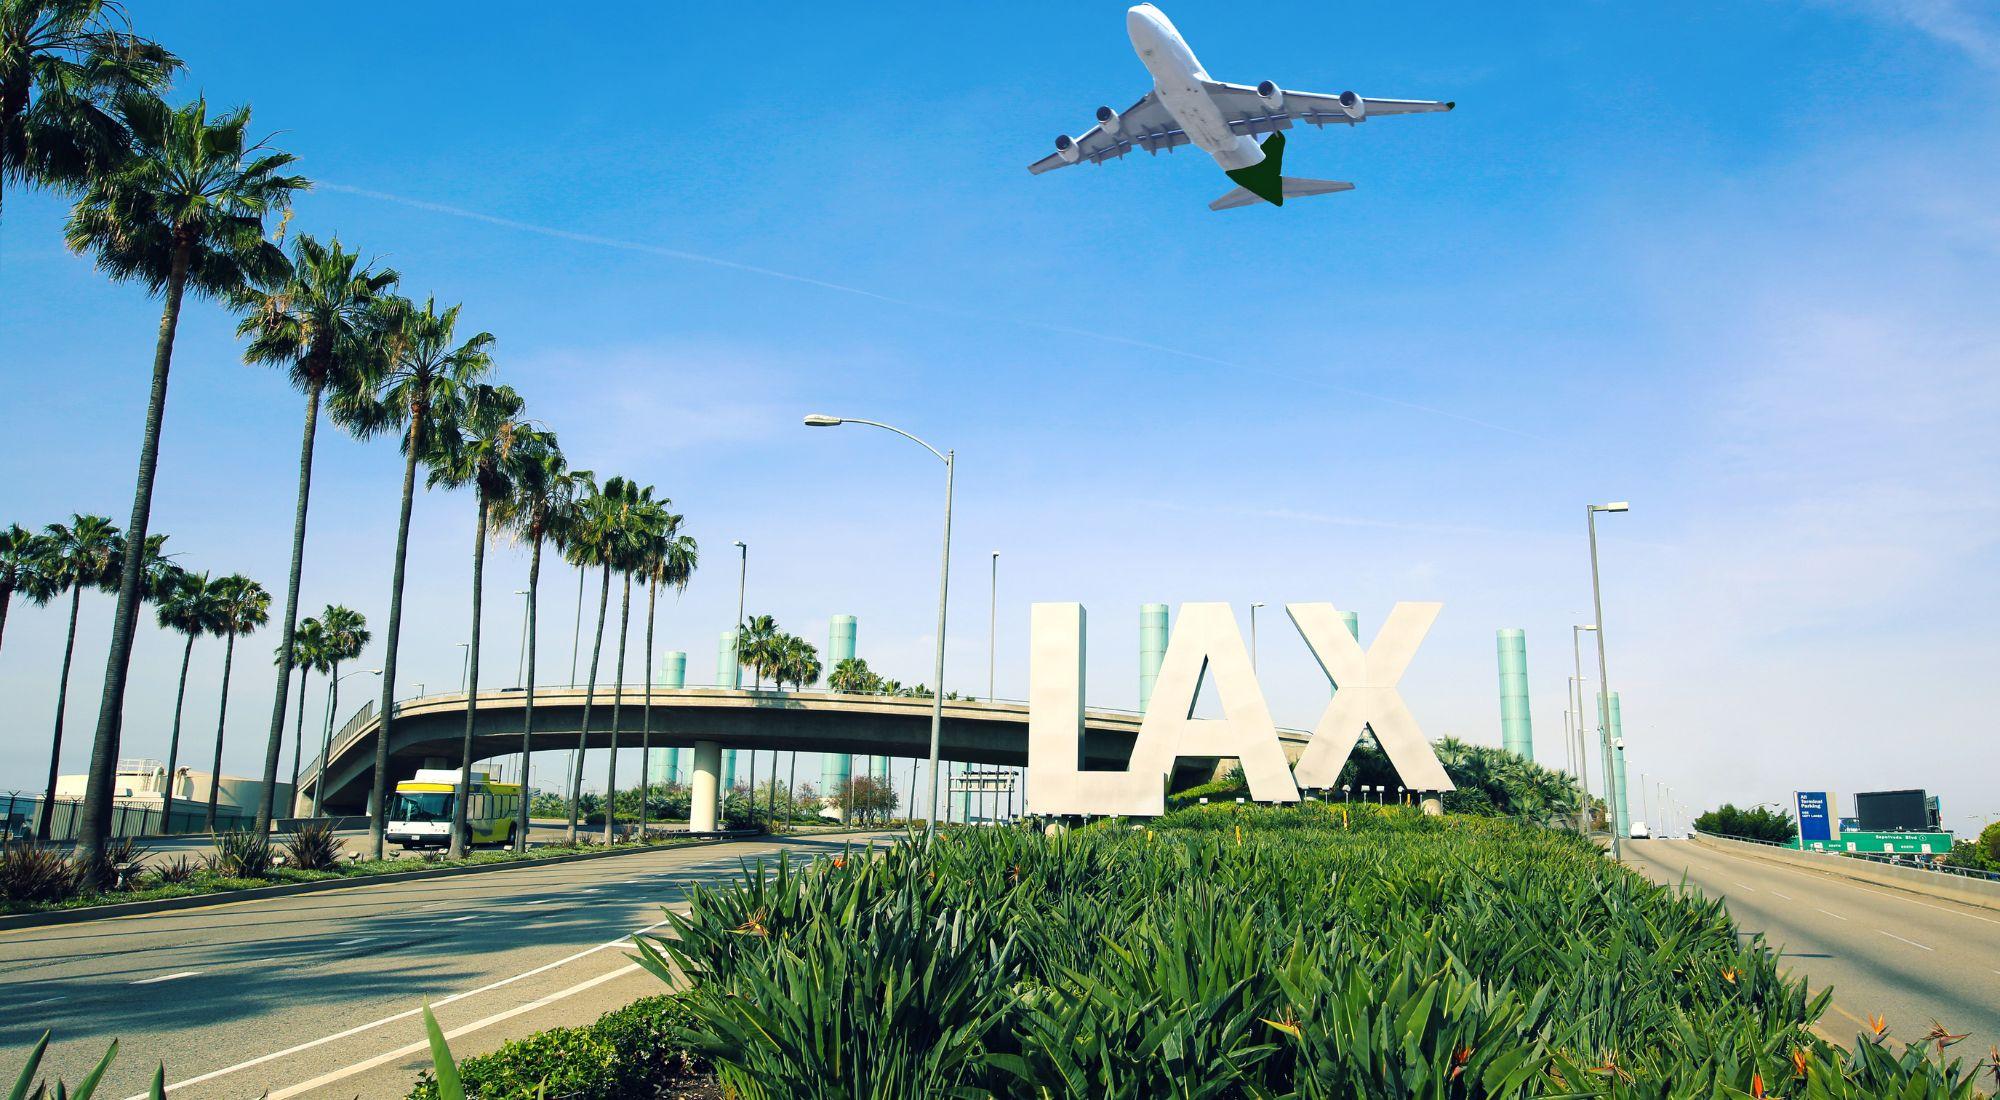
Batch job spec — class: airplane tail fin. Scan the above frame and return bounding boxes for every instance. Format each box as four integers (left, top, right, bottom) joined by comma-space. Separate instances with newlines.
1209, 176, 1355, 211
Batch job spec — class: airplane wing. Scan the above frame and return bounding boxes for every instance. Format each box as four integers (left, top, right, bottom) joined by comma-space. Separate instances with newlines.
1200, 81, 1453, 137
1027, 91, 1189, 174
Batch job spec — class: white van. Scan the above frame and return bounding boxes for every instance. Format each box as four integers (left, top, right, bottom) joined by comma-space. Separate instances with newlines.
1629, 820, 1651, 839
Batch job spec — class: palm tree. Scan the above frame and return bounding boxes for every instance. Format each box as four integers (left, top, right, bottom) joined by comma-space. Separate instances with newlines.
64, 93, 301, 875
152, 568, 220, 832
281, 614, 329, 816
204, 573, 268, 831
0, 522, 48, 655
597, 482, 667, 844
237, 233, 398, 837
635, 511, 696, 838
736, 614, 780, 689
0, 0, 177, 234
27, 514, 117, 838
489, 440, 583, 852
424, 383, 537, 859
557, 476, 621, 843
827, 656, 879, 694
330, 294, 489, 857
309, 603, 368, 817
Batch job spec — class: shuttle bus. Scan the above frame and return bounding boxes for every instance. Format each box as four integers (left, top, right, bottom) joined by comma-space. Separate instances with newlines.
387, 769, 522, 849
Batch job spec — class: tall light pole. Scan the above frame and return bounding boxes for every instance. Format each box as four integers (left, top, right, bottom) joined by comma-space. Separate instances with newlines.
1587, 500, 1629, 860
513, 590, 531, 688
988, 551, 999, 701
1570, 627, 1597, 836
806, 413, 953, 842
457, 642, 470, 694
313, 668, 381, 816
730, 539, 746, 824
1249, 603, 1266, 673
733, 541, 747, 635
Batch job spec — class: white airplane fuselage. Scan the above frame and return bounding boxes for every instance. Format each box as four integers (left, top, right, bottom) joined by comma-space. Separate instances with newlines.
1126, 4, 1264, 171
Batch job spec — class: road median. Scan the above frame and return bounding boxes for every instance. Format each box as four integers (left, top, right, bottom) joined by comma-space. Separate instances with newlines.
0, 828, 879, 932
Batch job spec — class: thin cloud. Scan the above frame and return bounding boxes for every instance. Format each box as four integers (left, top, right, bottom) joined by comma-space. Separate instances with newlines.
1835, 0, 2000, 69
318, 181, 1541, 441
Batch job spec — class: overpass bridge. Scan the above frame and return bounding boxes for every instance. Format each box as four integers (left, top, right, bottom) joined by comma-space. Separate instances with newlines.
300, 686, 1311, 826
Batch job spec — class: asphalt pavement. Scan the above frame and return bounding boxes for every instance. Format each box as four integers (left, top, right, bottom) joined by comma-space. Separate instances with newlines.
0, 829, 895, 1098
1624, 838, 2000, 1056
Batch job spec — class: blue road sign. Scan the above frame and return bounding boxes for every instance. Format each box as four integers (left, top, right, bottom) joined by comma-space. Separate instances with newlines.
1796, 791, 1834, 845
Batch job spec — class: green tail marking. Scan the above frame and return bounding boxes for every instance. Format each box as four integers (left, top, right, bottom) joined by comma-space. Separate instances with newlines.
1224, 131, 1287, 206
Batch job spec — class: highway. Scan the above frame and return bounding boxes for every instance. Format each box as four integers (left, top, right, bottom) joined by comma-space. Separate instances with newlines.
0, 830, 893, 1098
1626, 838, 2000, 1055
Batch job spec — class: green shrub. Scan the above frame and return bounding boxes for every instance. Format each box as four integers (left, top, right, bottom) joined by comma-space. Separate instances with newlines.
147, 854, 199, 886
406, 995, 704, 1099
283, 821, 342, 871
1694, 802, 1798, 844
0, 840, 76, 905
209, 830, 271, 878
643, 806, 1981, 1096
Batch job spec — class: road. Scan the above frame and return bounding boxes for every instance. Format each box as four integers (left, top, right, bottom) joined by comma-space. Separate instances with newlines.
0, 830, 894, 1098
1626, 838, 2000, 1054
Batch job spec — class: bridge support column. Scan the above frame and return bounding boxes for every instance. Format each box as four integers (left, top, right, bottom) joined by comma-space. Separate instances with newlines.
690, 740, 722, 833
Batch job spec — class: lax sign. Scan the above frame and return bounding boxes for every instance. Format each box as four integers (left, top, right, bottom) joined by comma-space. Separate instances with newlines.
1026, 602, 1452, 817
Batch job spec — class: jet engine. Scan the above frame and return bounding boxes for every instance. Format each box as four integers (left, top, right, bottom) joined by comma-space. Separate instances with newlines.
1338, 90, 1367, 121
1256, 80, 1285, 111
1054, 134, 1081, 163
1095, 105, 1121, 134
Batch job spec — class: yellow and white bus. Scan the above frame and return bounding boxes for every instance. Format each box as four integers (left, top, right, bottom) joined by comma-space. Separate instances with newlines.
387, 769, 523, 850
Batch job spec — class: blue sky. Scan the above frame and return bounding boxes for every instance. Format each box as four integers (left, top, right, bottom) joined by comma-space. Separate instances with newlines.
2, 1, 1995, 831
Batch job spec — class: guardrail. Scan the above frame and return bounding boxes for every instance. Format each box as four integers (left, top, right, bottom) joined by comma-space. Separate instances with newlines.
1694, 830, 2000, 884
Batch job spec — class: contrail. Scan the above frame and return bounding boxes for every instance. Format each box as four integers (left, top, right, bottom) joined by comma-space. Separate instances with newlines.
319, 181, 1538, 440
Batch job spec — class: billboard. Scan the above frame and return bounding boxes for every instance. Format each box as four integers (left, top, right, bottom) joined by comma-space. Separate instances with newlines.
1795, 791, 1835, 845
1855, 789, 1929, 832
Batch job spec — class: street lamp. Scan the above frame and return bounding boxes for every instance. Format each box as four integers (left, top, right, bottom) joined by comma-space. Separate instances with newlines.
514, 590, 531, 688
1570, 627, 1597, 836
806, 413, 954, 842
457, 642, 471, 694
1249, 602, 1265, 672
1587, 501, 1628, 860
313, 667, 382, 816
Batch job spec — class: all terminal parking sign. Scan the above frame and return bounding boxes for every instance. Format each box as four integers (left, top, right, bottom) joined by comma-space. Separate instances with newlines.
1795, 791, 1836, 847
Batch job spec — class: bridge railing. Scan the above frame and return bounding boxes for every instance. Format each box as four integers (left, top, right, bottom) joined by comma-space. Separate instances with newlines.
296, 684, 1144, 789
1693, 829, 2000, 883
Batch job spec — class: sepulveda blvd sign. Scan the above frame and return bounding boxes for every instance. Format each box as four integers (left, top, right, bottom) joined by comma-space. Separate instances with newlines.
1026, 601, 1454, 817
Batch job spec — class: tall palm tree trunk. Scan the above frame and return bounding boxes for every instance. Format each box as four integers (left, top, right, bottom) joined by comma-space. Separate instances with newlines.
206, 632, 239, 832
368, 418, 424, 858
602, 574, 632, 845
76, 244, 192, 877
313, 659, 339, 818
35, 586, 85, 841
515, 532, 542, 853
287, 663, 311, 819
257, 381, 323, 836
158, 634, 196, 834
565, 566, 610, 842
448, 497, 490, 860
639, 574, 656, 839
0, 586, 13, 652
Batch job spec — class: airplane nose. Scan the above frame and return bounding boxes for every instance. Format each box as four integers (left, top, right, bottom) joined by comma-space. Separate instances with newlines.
1127, 4, 1163, 43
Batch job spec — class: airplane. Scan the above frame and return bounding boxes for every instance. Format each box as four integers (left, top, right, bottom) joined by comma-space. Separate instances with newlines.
1029, 4, 1454, 211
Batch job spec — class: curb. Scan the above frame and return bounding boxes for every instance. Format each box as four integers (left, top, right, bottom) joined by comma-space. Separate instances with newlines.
0, 828, 878, 931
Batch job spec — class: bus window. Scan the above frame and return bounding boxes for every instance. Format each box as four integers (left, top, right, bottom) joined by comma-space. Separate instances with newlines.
393, 792, 452, 821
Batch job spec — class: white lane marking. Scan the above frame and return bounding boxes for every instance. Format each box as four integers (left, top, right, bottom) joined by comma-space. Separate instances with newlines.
1732, 881, 1757, 891
1817, 908, 1849, 921
1877, 930, 1934, 952
1771, 891, 1793, 901
1698, 841, 2000, 926
265, 962, 644, 1099
335, 936, 375, 946
438, 915, 477, 923
130, 917, 672, 1100
129, 971, 201, 985
17, 995, 63, 1008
